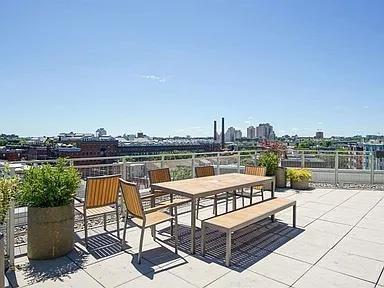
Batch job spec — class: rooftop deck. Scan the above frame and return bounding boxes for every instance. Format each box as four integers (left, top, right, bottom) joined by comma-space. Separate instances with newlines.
5, 188, 384, 288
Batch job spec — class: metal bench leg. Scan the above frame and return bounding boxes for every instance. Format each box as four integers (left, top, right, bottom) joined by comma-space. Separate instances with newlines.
174, 206, 178, 253
201, 222, 206, 256
293, 204, 296, 228
214, 195, 218, 216
250, 187, 253, 205
225, 231, 232, 267
241, 189, 245, 207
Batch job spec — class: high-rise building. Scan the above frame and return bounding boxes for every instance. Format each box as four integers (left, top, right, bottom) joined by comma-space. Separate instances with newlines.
315, 131, 324, 139
247, 126, 256, 139
225, 127, 242, 142
256, 123, 275, 139
225, 127, 236, 142
235, 130, 242, 140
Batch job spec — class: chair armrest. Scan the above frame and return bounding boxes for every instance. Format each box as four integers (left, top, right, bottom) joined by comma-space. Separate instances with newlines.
74, 196, 84, 203
144, 204, 169, 214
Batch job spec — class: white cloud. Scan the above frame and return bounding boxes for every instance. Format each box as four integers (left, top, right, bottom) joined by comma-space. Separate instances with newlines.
141, 74, 168, 83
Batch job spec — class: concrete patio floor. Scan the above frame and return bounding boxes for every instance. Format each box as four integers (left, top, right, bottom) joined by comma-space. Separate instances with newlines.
5, 188, 384, 288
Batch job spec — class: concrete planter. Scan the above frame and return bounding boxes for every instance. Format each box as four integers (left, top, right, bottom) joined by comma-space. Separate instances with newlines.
291, 180, 309, 190
28, 202, 74, 260
276, 167, 286, 188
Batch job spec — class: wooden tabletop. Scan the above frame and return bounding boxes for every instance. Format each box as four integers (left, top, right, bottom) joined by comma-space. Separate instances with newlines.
151, 173, 274, 199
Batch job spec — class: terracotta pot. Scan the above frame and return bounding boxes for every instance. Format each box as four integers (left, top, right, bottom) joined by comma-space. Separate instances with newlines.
28, 202, 74, 260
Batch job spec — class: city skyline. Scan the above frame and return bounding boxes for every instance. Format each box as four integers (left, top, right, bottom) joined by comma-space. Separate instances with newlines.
1, 1, 384, 137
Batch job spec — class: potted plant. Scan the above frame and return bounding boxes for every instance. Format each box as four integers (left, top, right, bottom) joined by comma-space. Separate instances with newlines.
18, 158, 80, 260
258, 151, 279, 191
287, 168, 312, 190
0, 165, 19, 287
259, 142, 288, 188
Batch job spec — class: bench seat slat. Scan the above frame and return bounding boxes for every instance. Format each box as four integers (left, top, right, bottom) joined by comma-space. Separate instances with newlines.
204, 198, 296, 231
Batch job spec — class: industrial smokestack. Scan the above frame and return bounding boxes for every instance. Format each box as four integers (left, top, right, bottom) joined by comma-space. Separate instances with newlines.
213, 121, 217, 141
221, 117, 225, 149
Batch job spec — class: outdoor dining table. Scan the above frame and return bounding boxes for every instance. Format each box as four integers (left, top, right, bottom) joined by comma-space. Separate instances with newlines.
151, 173, 275, 254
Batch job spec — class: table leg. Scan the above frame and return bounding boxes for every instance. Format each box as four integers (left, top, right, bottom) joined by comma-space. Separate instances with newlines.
271, 179, 275, 222
232, 190, 237, 210
190, 197, 196, 254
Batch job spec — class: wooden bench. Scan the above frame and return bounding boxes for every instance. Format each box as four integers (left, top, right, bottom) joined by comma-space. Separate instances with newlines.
201, 197, 296, 266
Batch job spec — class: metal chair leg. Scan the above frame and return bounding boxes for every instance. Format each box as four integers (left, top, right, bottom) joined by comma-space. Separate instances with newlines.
138, 226, 145, 264
103, 213, 107, 231
261, 189, 264, 201
121, 214, 128, 249
84, 216, 88, 247
250, 187, 253, 205
241, 189, 245, 207
116, 206, 120, 239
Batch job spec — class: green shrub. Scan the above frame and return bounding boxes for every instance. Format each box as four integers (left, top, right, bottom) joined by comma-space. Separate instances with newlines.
19, 158, 80, 208
258, 152, 279, 176
0, 165, 19, 224
287, 168, 312, 182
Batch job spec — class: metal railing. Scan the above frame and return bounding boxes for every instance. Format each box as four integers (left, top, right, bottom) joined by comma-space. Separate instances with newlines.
1, 149, 383, 267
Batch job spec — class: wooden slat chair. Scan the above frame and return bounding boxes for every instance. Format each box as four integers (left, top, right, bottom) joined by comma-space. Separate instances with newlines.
239, 166, 266, 206
195, 166, 231, 217
147, 168, 190, 207
147, 168, 190, 234
119, 179, 178, 264
75, 174, 121, 247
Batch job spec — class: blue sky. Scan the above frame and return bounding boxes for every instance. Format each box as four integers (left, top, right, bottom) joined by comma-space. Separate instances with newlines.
1, 1, 383, 137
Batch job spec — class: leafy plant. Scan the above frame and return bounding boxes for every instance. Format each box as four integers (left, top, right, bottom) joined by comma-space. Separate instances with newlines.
287, 168, 312, 182
18, 158, 80, 208
171, 166, 192, 180
0, 165, 19, 224
258, 152, 279, 176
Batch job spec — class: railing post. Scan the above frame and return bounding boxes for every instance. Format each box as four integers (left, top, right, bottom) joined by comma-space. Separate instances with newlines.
237, 151, 241, 173
335, 151, 339, 186
8, 167, 16, 269
217, 153, 221, 175
161, 155, 165, 168
192, 154, 196, 178
370, 152, 374, 185
301, 151, 305, 168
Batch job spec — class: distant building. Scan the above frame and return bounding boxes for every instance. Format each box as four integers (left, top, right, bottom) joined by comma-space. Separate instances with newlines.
225, 127, 236, 142
225, 127, 242, 142
247, 126, 256, 139
235, 130, 242, 140
96, 128, 107, 137
256, 123, 275, 139
315, 131, 324, 139
363, 142, 384, 170
137, 132, 144, 138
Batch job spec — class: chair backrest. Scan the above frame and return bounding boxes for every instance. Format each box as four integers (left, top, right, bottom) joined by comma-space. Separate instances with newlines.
119, 179, 145, 219
244, 166, 267, 177
85, 175, 121, 208
148, 168, 171, 184
195, 166, 215, 178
